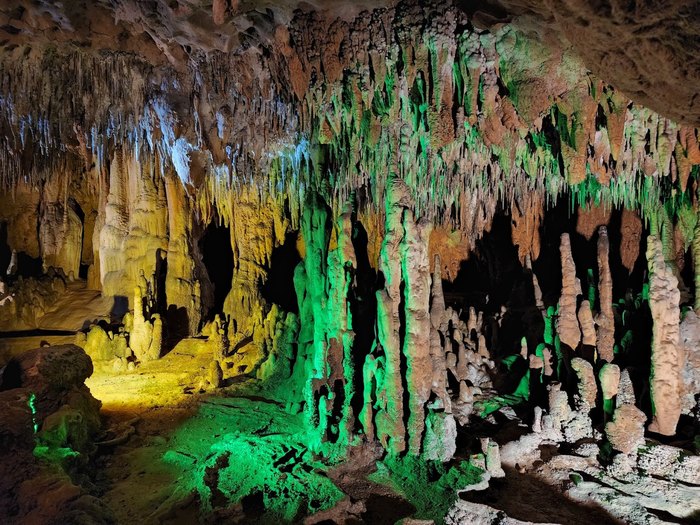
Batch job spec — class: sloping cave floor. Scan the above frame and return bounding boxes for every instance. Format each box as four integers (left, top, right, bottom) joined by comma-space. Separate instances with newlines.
79, 349, 628, 525
2, 326, 693, 525
0, 263, 695, 524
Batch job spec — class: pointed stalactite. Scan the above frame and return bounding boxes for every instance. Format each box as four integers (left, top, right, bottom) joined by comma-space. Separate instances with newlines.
557, 233, 582, 351
596, 226, 615, 363
620, 208, 642, 274
646, 234, 682, 436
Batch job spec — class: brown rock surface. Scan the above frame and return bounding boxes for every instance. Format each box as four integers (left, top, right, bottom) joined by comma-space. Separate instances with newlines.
605, 404, 646, 454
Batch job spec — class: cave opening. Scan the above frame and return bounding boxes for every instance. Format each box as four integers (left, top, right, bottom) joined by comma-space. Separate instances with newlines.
261, 231, 301, 313
200, 220, 234, 320
444, 211, 539, 358
349, 219, 380, 430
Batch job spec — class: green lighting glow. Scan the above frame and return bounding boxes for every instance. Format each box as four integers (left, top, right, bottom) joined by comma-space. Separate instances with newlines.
28, 392, 38, 434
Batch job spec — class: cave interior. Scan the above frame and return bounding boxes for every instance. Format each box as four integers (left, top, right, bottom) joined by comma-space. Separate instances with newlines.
0, 0, 699, 524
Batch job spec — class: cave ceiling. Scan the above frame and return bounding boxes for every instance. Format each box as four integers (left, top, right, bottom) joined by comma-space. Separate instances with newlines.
2, 0, 698, 126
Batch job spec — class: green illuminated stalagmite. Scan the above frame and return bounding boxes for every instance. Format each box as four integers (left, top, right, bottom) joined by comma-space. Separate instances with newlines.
295, 193, 356, 452
373, 178, 409, 454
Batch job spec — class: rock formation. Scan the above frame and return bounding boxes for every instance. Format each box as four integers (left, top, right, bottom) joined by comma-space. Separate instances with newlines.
0, 1, 698, 523
646, 235, 682, 436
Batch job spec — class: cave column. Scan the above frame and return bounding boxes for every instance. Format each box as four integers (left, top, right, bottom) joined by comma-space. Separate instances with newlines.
164, 172, 201, 335
401, 212, 432, 454
556, 233, 582, 351
596, 226, 614, 362
375, 178, 408, 454
646, 234, 682, 436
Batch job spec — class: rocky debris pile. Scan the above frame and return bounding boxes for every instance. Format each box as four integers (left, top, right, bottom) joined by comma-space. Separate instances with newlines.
0, 344, 112, 524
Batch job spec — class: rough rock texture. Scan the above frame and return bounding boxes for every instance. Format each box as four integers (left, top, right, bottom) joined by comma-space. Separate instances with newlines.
679, 309, 700, 414
17, 344, 94, 393
446, 500, 557, 525
481, 0, 700, 126
646, 235, 682, 435
0, 345, 106, 524
570, 358, 597, 410
595, 227, 614, 363
557, 234, 581, 351
605, 404, 646, 454
619, 208, 643, 274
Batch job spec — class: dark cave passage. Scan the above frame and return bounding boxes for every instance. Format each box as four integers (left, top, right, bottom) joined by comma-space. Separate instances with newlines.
261, 231, 301, 313
444, 212, 540, 358
0, 221, 10, 275
200, 221, 234, 319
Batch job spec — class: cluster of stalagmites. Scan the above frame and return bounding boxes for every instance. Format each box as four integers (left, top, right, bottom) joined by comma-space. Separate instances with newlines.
488, 218, 700, 519
78, 271, 162, 370
278, 179, 501, 462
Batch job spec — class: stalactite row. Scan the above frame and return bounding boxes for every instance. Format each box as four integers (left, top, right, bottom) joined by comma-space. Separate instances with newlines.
1, 1, 699, 239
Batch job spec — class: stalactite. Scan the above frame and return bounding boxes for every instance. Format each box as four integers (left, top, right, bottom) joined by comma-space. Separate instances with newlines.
646, 235, 682, 436
620, 208, 642, 274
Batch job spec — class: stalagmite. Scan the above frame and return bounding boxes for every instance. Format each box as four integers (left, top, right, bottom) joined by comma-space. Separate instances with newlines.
128, 282, 162, 362
557, 233, 582, 351
374, 179, 408, 454
680, 309, 700, 413
481, 438, 506, 478
617, 368, 636, 408
606, 404, 647, 454
571, 357, 597, 410
429, 255, 451, 411
599, 363, 620, 416
647, 235, 682, 436
693, 219, 700, 312
402, 213, 433, 454
596, 227, 615, 362
577, 301, 596, 346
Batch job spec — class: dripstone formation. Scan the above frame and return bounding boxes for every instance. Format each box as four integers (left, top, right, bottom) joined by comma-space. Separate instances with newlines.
0, 1, 699, 524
